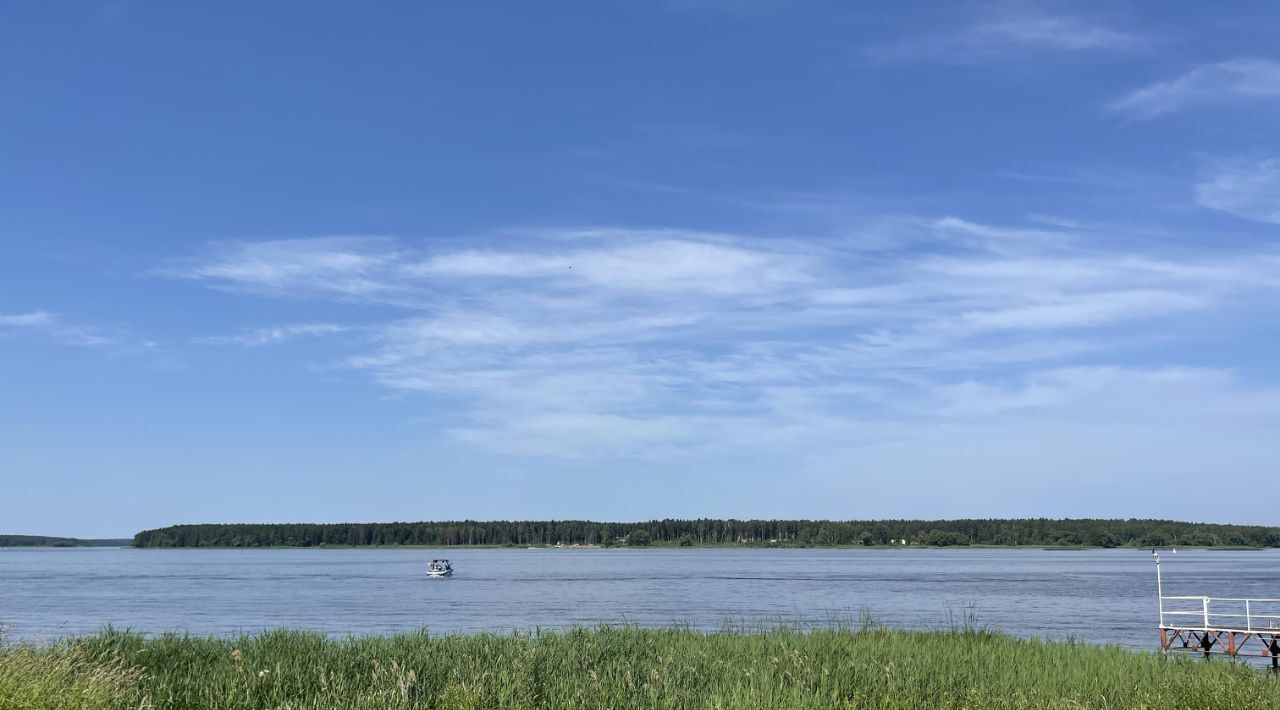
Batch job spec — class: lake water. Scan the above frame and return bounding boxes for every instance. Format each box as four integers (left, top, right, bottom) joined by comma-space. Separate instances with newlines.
3, 547, 1278, 651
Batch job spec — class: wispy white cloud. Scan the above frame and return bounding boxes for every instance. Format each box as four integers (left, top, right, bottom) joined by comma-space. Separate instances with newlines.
48, 326, 119, 348
157, 237, 405, 302
931, 366, 1235, 416
0, 311, 56, 327
0, 310, 119, 347
1109, 59, 1280, 119
412, 238, 811, 296
1195, 157, 1280, 225
956, 289, 1205, 331
866, 12, 1145, 64
195, 323, 351, 347
167, 219, 1280, 460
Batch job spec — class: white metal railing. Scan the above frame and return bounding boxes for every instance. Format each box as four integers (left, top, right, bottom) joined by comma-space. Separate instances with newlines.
1159, 595, 1280, 632
1153, 551, 1280, 633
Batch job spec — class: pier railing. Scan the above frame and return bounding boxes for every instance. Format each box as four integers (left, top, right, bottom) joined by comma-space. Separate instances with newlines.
1159, 596, 1280, 632
1153, 553, 1280, 667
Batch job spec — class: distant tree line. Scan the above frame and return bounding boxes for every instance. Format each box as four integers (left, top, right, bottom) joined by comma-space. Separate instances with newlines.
131, 519, 1280, 549
1, 535, 131, 547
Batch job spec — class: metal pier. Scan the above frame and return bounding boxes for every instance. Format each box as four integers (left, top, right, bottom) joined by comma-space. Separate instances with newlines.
1154, 551, 1280, 669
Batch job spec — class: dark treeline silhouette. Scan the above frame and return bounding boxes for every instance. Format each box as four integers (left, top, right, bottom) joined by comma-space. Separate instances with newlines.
132, 519, 1280, 549
1, 535, 131, 547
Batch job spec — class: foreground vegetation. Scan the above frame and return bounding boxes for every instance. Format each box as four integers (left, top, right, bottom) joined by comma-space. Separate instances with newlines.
133, 518, 1280, 549
4, 626, 1279, 709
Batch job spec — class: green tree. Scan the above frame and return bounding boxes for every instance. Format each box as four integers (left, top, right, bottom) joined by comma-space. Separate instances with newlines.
1087, 530, 1118, 548
1139, 530, 1170, 547
920, 530, 969, 547
628, 529, 652, 546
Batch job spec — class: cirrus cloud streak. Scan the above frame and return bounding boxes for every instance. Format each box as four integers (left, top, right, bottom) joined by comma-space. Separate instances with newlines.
166, 219, 1280, 461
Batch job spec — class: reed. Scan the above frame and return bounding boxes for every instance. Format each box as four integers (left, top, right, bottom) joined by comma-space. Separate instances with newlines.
4, 625, 1278, 709
0, 644, 140, 710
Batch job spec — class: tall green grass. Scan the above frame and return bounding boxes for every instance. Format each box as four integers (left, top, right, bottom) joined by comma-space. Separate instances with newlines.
0, 645, 140, 710
4, 626, 1278, 709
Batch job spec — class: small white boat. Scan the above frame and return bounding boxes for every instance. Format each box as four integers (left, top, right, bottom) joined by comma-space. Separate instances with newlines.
426, 559, 453, 577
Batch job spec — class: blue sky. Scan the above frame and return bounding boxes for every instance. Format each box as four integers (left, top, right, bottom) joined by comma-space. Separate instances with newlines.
3, 2, 1280, 538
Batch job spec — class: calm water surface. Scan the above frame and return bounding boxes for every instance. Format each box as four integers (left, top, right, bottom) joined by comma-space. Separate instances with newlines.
3, 547, 1278, 649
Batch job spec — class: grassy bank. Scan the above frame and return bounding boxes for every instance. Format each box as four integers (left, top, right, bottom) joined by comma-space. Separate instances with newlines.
3, 626, 1278, 709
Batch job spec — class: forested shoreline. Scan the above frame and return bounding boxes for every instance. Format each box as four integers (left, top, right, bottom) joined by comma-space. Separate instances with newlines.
131, 518, 1280, 549
0, 535, 131, 547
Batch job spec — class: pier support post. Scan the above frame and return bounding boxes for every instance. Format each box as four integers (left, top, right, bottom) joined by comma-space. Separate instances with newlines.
1201, 632, 1215, 659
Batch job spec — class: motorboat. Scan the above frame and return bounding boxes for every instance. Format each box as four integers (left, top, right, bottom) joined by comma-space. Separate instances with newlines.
426, 559, 453, 577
